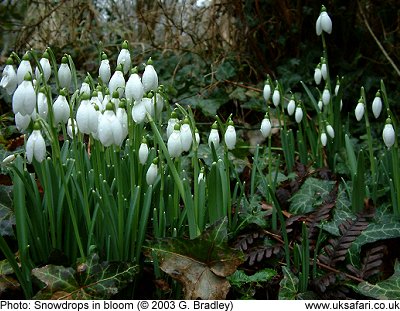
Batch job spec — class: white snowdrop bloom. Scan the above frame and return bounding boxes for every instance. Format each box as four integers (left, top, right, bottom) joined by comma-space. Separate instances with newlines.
90, 91, 103, 111
295, 106, 303, 123
35, 51, 51, 83
117, 41, 131, 75
80, 79, 91, 96
382, 121, 395, 148
1, 58, 17, 95
15, 112, 31, 132
138, 139, 149, 165
321, 61, 328, 81
101, 90, 111, 111
167, 111, 179, 138
142, 97, 155, 118
53, 89, 70, 125
316, 6, 332, 36
180, 118, 193, 152
26, 123, 46, 163
287, 97, 296, 116
334, 78, 340, 96
116, 103, 128, 140
58, 56, 72, 90
76, 94, 98, 134
195, 129, 200, 145
67, 118, 78, 138
111, 91, 120, 110
318, 99, 323, 111
98, 103, 124, 147
32, 88, 49, 121
372, 92, 382, 119
208, 122, 220, 149
142, 58, 158, 92
109, 64, 125, 98
322, 88, 330, 106
272, 87, 280, 107
168, 124, 183, 158
326, 124, 335, 138
355, 100, 365, 121
2, 154, 16, 164
17, 53, 33, 84
340, 99, 343, 111
224, 121, 237, 150
146, 160, 158, 185
131, 100, 147, 124
125, 68, 144, 102
314, 65, 322, 85
260, 116, 272, 138
263, 81, 271, 102
12, 74, 36, 116
198, 171, 205, 184
321, 132, 327, 147
153, 93, 164, 118
99, 53, 111, 84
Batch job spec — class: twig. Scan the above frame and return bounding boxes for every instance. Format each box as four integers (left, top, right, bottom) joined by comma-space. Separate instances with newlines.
357, 0, 400, 77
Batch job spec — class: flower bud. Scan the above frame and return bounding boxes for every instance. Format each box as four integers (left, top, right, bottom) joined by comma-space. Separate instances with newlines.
180, 117, 193, 152
99, 53, 111, 84
263, 80, 271, 102
287, 95, 295, 116
224, 119, 236, 150
314, 64, 322, 85
260, 115, 272, 138
168, 123, 183, 157
15, 112, 31, 132
322, 87, 330, 106
35, 51, 51, 83
372, 91, 382, 119
208, 121, 220, 149
321, 132, 327, 147
272, 86, 280, 107
109, 64, 125, 98
1, 57, 18, 95
355, 99, 365, 121
138, 138, 149, 165
146, 159, 158, 185
167, 110, 178, 138
117, 40, 131, 75
142, 58, 158, 92
12, 73, 36, 116
295, 105, 303, 123
382, 120, 395, 148
53, 89, 70, 124
125, 67, 144, 103
17, 52, 33, 84
326, 123, 335, 138
58, 56, 72, 89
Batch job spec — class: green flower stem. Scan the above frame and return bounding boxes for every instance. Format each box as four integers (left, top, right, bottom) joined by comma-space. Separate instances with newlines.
391, 147, 400, 217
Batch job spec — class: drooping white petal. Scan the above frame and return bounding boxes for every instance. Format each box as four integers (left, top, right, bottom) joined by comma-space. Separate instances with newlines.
138, 142, 149, 165
263, 83, 271, 102
383, 123, 395, 148
35, 58, 51, 82
167, 117, 178, 138
12, 80, 36, 116
168, 129, 183, 158
295, 107, 303, 123
314, 67, 322, 85
109, 70, 125, 98
208, 128, 220, 149
117, 49, 131, 75
76, 99, 97, 134
125, 73, 144, 102
321, 132, 327, 147
15, 112, 31, 132
326, 124, 335, 138
58, 63, 71, 89
67, 118, 78, 138
17, 60, 33, 84
272, 89, 280, 107
180, 123, 193, 152
116, 107, 128, 140
287, 99, 296, 116
260, 118, 272, 138
320, 11, 332, 34
99, 59, 111, 84
321, 63, 328, 80
224, 125, 237, 150
355, 102, 365, 121
146, 163, 158, 185
131, 100, 147, 124
142, 64, 158, 92
53, 94, 70, 124
26, 129, 46, 163
322, 88, 330, 106
1, 64, 18, 95
372, 96, 382, 119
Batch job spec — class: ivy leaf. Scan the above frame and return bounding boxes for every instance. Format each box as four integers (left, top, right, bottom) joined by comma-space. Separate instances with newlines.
215, 61, 236, 81
348, 223, 400, 265
32, 254, 137, 299
146, 218, 244, 299
279, 266, 298, 300
289, 178, 335, 214
356, 261, 400, 299
228, 269, 276, 287
0, 186, 15, 237
0, 259, 20, 297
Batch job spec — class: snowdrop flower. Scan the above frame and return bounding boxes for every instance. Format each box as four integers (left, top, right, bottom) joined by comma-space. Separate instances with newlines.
142, 96, 154, 118
109, 64, 125, 98
12, 73, 36, 116
53, 89, 70, 125
98, 102, 124, 147
125, 67, 144, 103
372, 91, 382, 119
272, 85, 280, 107
101, 88, 111, 111
153, 92, 164, 118
167, 110, 179, 138
67, 118, 78, 138
340, 99, 343, 111
32, 87, 49, 120
287, 95, 296, 116
58, 55, 72, 90
1, 57, 18, 95
111, 91, 120, 110
326, 123, 335, 138
334, 77, 340, 96
168, 123, 183, 158
146, 158, 158, 185
180, 117, 193, 152
142, 58, 158, 92
90, 91, 103, 111
321, 132, 328, 147
195, 128, 201, 145
76, 93, 98, 134
99, 53, 111, 84
26, 122, 46, 163
117, 40, 131, 75
35, 50, 51, 83
355, 98, 365, 121
382, 119, 395, 148
80, 77, 91, 96
208, 121, 220, 149
2, 154, 16, 164
138, 138, 149, 165
260, 114, 272, 138
198, 167, 205, 184
295, 105, 303, 123
15, 112, 31, 132
224, 119, 237, 150
322, 87, 330, 106
263, 80, 271, 102
318, 98, 323, 111
17, 52, 33, 84
321, 59, 328, 81
314, 63, 322, 85
116, 101, 128, 140
316, 5, 332, 36
131, 99, 147, 124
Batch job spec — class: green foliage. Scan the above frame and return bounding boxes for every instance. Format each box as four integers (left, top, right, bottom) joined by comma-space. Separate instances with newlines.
32, 253, 137, 299
356, 261, 400, 299
279, 266, 299, 300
